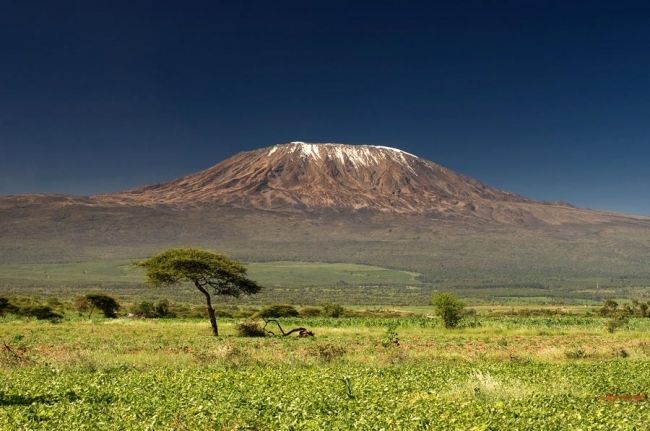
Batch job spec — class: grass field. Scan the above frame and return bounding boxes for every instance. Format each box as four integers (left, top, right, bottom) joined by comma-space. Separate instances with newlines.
0, 260, 421, 287
3, 259, 649, 306
0, 260, 432, 305
1, 312, 650, 430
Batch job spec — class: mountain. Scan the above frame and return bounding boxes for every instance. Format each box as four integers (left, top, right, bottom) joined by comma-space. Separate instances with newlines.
95, 142, 642, 226
100, 142, 527, 214
1, 142, 650, 299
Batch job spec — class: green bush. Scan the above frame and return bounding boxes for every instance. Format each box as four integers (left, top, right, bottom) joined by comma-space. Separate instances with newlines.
600, 299, 650, 318
236, 321, 266, 337
18, 305, 63, 321
1, 297, 62, 321
322, 303, 345, 318
153, 299, 175, 318
432, 292, 465, 328
381, 322, 400, 348
300, 306, 322, 317
606, 314, 628, 333
0, 297, 18, 316
131, 300, 176, 318
75, 294, 120, 318
599, 300, 619, 317
131, 302, 154, 318
256, 304, 299, 318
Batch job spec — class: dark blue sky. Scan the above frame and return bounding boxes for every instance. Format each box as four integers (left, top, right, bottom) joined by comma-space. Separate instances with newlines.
1, 1, 649, 214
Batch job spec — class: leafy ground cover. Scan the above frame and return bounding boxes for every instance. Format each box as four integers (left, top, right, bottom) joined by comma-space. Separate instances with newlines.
1, 315, 649, 430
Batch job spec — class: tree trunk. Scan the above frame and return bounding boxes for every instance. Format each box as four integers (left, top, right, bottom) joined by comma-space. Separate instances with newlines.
194, 281, 219, 336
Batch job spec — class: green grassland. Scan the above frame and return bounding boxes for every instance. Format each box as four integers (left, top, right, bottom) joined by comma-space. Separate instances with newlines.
0, 260, 434, 305
0, 260, 421, 287
3, 204, 650, 303
2, 257, 649, 306
1, 313, 650, 430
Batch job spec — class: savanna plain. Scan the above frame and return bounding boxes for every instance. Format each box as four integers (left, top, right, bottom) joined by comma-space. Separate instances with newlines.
2, 299, 650, 430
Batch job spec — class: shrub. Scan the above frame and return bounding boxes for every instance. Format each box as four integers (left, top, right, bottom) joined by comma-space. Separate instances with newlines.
18, 305, 62, 321
153, 299, 174, 318
129, 300, 175, 318
599, 299, 619, 317
46, 297, 63, 308
300, 307, 322, 317
432, 292, 465, 328
235, 307, 258, 319
606, 314, 628, 333
322, 303, 345, 318
381, 322, 400, 348
131, 301, 155, 318
599, 299, 650, 318
0, 297, 18, 316
75, 294, 120, 318
168, 304, 206, 318
236, 321, 266, 337
256, 304, 299, 318
1, 298, 62, 321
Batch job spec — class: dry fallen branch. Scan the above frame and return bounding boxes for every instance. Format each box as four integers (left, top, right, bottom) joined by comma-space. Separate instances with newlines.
262, 319, 314, 337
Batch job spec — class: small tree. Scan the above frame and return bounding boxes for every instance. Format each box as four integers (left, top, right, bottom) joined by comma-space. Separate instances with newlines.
75, 294, 120, 318
432, 292, 465, 328
599, 299, 619, 317
137, 248, 261, 336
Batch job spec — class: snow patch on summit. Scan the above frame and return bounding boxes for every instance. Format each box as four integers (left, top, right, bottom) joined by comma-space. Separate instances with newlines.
373, 146, 418, 159
267, 142, 420, 170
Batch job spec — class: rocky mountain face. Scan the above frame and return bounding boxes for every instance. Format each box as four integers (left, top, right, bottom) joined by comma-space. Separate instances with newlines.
99, 142, 528, 215
93, 142, 645, 226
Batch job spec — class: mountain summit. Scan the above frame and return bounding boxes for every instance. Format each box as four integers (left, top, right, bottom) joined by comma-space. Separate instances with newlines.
102, 141, 530, 215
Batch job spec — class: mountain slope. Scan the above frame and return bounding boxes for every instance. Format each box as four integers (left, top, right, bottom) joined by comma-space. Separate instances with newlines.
95, 142, 646, 227
1, 142, 650, 296
99, 142, 527, 214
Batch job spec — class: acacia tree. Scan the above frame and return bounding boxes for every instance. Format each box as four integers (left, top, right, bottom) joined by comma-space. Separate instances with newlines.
137, 248, 261, 336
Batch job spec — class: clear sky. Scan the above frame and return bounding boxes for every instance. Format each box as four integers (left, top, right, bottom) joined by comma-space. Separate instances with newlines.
1, 1, 649, 214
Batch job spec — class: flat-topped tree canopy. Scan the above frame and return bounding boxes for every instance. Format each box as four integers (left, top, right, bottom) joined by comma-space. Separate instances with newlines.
137, 248, 261, 335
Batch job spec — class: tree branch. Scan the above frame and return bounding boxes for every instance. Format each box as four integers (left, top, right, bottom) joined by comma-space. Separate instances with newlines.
262, 319, 314, 337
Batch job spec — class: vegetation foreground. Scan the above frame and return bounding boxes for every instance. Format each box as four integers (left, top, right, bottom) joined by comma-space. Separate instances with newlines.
1, 314, 650, 430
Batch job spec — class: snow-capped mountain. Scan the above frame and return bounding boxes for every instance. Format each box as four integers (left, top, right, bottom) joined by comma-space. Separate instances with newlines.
100, 141, 532, 215
2, 141, 650, 286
